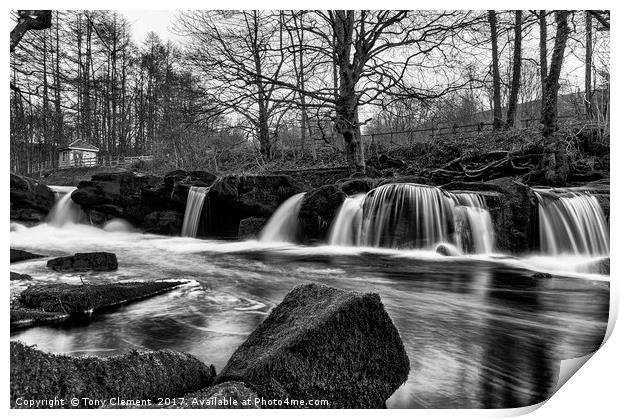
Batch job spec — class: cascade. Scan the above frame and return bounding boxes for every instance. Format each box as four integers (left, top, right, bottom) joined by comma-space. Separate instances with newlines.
535, 190, 609, 256
328, 194, 365, 246
47, 186, 82, 227
259, 193, 306, 243
181, 186, 211, 237
328, 183, 495, 253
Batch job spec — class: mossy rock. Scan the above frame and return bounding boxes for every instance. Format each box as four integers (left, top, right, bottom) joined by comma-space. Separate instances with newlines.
216, 283, 410, 408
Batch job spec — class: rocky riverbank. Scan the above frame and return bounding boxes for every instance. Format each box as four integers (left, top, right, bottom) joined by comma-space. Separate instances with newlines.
10, 164, 609, 254
11, 283, 410, 409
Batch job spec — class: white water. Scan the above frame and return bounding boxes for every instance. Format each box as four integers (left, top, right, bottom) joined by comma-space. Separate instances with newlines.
47, 186, 82, 227
181, 186, 210, 237
328, 194, 364, 246
327, 184, 494, 254
259, 192, 306, 243
535, 190, 609, 256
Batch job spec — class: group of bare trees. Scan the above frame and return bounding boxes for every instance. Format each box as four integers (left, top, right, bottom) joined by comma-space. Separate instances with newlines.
10, 11, 219, 173
10, 10, 610, 180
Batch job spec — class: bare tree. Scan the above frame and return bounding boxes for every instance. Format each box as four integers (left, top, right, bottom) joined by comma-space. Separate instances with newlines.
541, 11, 571, 185
506, 10, 522, 127
488, 11, 503, 130
538, 11, 548, 92
10, 10, 52, 52
585, 11, 593, 117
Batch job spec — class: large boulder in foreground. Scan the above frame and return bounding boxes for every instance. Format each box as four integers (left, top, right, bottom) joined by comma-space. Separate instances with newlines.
47, 252, 118, 272
216, 283, 410, 408
10, 173, 55, 222
10, 341, 215, 408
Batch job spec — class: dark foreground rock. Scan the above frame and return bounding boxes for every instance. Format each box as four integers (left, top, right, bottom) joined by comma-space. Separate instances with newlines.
47, 252, 118, 272
10, 272, 32, 281
18, 281, 185, 316
238, 217, 267, 240
10, 341, 215, 409
10, 309, 69, 329
216, 283, 410, 408
10, 173, 55, 222
10, 248, 43, 263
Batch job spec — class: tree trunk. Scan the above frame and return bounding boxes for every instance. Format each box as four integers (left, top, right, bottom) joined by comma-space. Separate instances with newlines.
539, 11, 548, 100
488, 11, 503, 130
541, 11, 571, 186
506, 11, 522, 127
585, 11, 593, 118
335, 67, 364, 173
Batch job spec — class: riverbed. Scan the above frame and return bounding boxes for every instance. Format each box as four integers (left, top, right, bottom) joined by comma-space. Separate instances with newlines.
10, 222, 609, 408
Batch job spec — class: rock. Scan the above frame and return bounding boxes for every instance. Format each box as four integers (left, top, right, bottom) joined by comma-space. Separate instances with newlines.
10, 272, 32, 281
377, 175, 433, 186
47, 252, 118, 272
238, 217, 267, 240
144, 211, 185, 235
10, 309, 69, 329
487, 178, 538, 254
168, 170, 218, 210
19, 281, 185, 315
172, 382, 260, 409
435, 243, 461, 256
10, 208, 47, 222
216, 283, 410, 408
10, 173, 55, 221
10, 248, 43, 263
298, 184, 346, 242
531, 272, 552, 278
10, 341, 215, 408
337, 178, 378, 195
578, 257, 610, 275
72, 172, 162, 225
207, 174, 303, 237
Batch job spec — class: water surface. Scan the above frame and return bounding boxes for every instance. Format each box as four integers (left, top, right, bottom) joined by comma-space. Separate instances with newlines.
10, 224, 609, 408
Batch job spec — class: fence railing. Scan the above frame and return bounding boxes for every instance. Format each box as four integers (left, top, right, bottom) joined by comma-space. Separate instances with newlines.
26, 155, 153, 176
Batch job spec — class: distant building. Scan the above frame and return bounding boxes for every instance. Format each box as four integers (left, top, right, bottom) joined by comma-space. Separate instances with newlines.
58, 140, 99, 168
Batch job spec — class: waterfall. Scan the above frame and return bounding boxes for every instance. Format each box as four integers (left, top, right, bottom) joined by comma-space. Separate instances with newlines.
181, 186, 211, 237
535, 190, 609, 256
328, 183, 495, 253
452, 193, 494, 254
328, 194, 364, 246
47, 186, 82, 227
259, 193, 306, 243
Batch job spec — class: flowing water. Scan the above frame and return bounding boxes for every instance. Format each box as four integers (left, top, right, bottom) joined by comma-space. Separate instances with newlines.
9, 183, 610, 409
535, 190, 609, 256
259, 192, 306, 243
47, 186, 82, 227
328, 184, 494, 254
181, 186, 211, 237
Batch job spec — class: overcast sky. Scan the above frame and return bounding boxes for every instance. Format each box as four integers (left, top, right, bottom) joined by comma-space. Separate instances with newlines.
120, 10, 178, 44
